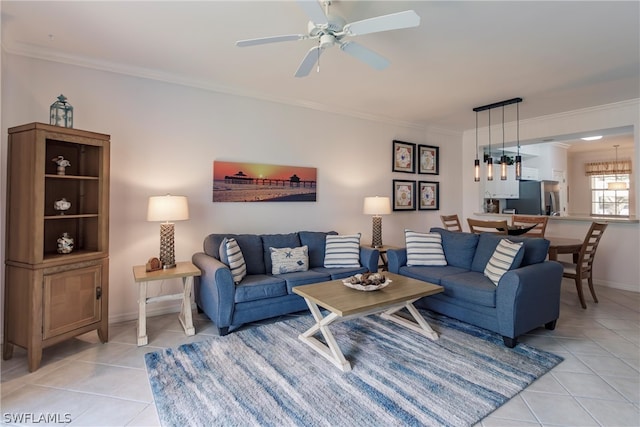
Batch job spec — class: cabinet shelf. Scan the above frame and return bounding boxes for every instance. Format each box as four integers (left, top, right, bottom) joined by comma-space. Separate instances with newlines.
45, 214, 99, 220
45, 174, 99, 180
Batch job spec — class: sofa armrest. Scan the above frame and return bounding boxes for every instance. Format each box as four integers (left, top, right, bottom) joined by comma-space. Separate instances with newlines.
387, 248, 407, 274
359, 246, 380, 272
192, 252, 236, 328
496, 261, 563, 337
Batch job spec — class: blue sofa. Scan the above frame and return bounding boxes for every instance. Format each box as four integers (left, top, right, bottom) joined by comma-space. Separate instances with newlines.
192, 231, 379, 335
387, 228, 563, 347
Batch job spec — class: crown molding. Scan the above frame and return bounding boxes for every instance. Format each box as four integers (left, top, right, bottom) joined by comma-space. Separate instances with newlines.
2, 41, 427, 131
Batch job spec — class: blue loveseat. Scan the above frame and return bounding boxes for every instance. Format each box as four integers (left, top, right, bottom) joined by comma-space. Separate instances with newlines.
387, 228, 563, 347
192, 231, 379, 335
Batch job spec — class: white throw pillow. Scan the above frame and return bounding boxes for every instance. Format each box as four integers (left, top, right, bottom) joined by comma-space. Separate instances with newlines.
484, 239, 524, 286
324, 234, 361, 268
405, 230, 447, 266
219, 237, 247, 284
270, 246, 309, 275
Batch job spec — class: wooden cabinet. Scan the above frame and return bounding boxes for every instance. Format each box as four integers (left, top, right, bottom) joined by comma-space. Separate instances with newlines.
3, 123, 110, 371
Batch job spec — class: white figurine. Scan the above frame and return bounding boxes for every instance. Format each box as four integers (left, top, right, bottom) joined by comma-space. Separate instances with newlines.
52, 156, 71, 175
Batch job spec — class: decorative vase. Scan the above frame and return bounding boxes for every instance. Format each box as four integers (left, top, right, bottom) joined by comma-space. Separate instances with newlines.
54, 198, 71, 215
57, 233, 74, 254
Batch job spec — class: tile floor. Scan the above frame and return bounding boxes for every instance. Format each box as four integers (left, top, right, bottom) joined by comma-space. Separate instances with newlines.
1, 280, 638, 426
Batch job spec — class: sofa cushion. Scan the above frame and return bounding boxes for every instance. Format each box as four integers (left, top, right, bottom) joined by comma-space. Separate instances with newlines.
398, 265, 468, 285
405, 230, 447, 266
484, 239, 524, 285
324, 234, 361, 268
219, 238, 247, 284
262, 233, 302, 275
234, 275, 288, 303
278, 270, 333, 293
270, 246, 309, 274
471, 234, 525, 273
430, 227, 480, 270
440, 272, 497, 308
311, 266, 369, 280
204, 234, 265, 275
299, 231, 338, 268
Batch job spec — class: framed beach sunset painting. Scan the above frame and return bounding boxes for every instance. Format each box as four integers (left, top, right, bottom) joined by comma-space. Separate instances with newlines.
213, 161, 317, 202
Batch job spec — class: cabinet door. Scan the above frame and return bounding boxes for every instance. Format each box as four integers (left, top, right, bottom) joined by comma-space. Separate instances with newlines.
43, 265, 102, 340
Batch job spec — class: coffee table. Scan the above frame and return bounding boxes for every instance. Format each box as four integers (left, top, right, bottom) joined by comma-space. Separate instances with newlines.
292, 272, 443, 372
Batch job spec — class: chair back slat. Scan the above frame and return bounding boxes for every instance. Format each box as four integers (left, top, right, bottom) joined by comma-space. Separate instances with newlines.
467, 218, 509, 235
440, 214, 462, 232
578, 222, 607, 271
511, 215, 549, 237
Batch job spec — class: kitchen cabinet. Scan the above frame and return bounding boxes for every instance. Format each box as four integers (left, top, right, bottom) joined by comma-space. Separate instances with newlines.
485, 164, 519, 199
3, 123, 110, 371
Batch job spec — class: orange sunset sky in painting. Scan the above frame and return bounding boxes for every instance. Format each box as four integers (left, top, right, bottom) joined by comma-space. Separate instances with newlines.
213, 161, 317, 181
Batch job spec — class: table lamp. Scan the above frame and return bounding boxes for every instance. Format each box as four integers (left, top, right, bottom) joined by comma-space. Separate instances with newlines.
147, 194, 189, 269
363, 196, 391, 248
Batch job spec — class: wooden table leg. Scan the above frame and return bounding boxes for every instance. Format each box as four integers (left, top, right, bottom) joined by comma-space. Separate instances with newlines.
298, 299, 351, 372
178, 276, 195, 336
137, 281, 148, 346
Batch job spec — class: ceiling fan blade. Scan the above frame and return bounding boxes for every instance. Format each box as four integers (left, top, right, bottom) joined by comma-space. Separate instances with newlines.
296, 0, 328, 25
236, 34, 306, 47
295, 46, 323, 78
343, 10, 420, 36
339, 41, 389, 70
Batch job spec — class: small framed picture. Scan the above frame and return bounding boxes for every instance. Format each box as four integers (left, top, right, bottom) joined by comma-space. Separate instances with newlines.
418, 145, 439, 175
393, 179, 416, 211
392, 140, 416, 173
418, 181, 439, 211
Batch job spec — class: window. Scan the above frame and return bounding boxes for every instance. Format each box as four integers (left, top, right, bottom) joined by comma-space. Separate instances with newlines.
590, 174, 630, 216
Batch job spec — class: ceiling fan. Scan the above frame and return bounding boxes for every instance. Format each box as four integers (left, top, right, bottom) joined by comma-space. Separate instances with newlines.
236, 0, 420, 77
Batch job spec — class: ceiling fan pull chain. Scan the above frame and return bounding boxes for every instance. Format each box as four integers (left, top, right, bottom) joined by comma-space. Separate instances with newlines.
317, 40, 321, 73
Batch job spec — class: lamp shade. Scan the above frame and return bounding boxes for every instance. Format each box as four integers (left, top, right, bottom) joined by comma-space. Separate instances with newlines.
363, 196, 391, 215
607, 181, 628, 190
147, 195, 189, 222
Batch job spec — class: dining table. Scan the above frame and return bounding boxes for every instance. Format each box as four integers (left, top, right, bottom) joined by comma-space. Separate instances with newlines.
546, 236, 583, 261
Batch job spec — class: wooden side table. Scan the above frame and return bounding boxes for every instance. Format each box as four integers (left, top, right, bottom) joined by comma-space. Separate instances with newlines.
363, 245, 398, 271
132, 261, 201, 346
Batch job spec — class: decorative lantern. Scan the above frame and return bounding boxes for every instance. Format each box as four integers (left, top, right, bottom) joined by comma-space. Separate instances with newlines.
50, 94, 74, 128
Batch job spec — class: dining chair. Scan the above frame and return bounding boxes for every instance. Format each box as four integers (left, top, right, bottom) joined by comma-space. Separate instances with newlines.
558, 222, 608, 309
440, 214, 462, 232
511, 215, 549, 237
467, 218, 509, 235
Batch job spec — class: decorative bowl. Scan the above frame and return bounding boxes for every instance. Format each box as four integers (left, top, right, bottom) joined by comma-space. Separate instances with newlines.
342, 273, 391, 292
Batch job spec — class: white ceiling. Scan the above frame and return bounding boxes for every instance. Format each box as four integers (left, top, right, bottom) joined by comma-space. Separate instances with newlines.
2, 1, 639, 132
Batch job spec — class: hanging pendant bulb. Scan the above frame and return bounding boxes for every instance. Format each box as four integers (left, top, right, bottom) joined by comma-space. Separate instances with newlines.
515, 102, 522, 180
474, 111, 480, 182
487, 109, 493, 181
500, 106, 507, 180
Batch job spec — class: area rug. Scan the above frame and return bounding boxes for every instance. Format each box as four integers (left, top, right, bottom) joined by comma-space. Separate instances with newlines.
145, 310, 562, 427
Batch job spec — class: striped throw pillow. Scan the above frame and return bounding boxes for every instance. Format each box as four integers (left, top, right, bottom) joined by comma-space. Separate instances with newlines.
484, 239, 524, 285
324, 234, 361, 268
219, 237, 247, 284
405, 230, 447, 266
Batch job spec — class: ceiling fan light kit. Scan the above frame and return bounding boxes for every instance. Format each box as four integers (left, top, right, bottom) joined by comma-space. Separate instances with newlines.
236, 0, 420, 77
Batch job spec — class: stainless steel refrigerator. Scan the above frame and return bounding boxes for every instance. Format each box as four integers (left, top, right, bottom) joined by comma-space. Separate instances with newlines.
506, 180, 560, 215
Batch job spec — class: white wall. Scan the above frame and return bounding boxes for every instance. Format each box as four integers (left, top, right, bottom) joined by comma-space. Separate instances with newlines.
0, 54, 462, 325
462, 99, 640, 293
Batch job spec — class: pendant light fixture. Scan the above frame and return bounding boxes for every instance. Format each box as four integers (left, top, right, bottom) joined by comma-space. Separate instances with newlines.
608, 144, 627, 190
500, 105, 507, 180
487, 109, 493, 181
474, 111, 480, 182
472, 97, 523, 182
515, 102, 522, 180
